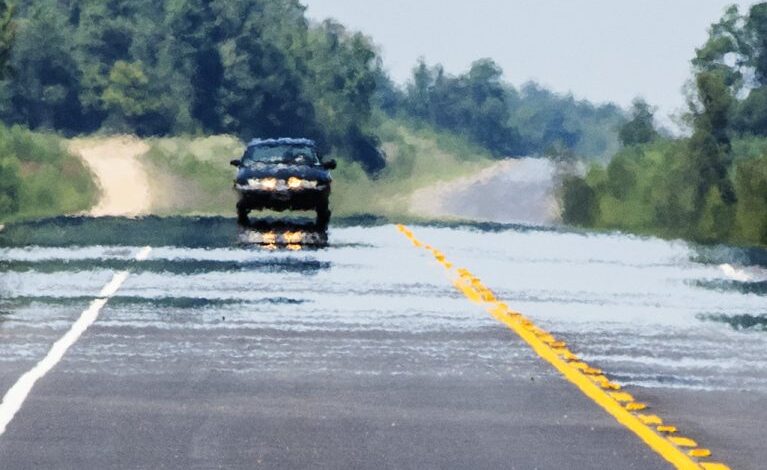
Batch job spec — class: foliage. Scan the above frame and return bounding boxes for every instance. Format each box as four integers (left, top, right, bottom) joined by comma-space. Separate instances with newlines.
509, 83, 624, 160
138, 135, 242, 214
138, 117, 494, 218
618, 99, 658, 146
733, 155, 767, 245
0, 124, 97, 222
304, 19, 385, 172
561, 132, 767, 247
0, 0, 631, 186
0, 0, 14, 79
692, 3, 767, 138
0, 0, 383, 173
396, 58, 624, 160
560, 174, 598, 226
562, 4, 767, 248
402, 58, 521, 157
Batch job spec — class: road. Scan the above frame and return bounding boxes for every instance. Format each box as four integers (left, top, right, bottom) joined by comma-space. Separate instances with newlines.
0, 216, 765, 469
410, 158, 559, 224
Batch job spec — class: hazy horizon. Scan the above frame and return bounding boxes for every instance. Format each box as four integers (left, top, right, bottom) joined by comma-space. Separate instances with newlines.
304, 0, 758, 123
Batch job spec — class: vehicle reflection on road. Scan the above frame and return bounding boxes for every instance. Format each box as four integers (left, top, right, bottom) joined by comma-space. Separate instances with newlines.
237, 218, 328, 250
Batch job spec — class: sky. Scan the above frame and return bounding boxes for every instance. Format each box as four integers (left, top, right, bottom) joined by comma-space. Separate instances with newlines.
303, 0, 758, 123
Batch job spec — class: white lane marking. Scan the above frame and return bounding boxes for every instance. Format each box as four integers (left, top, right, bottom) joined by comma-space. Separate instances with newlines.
0, 246, 152, 436
135, 246, 152, 261
98, 271, 130, 297
720, 263, 752, 282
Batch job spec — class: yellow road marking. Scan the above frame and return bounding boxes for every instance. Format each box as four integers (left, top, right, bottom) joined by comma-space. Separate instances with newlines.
396, 225, 730, 470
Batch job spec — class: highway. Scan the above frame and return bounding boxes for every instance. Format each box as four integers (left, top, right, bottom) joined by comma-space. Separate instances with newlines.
0, 216, 765, 469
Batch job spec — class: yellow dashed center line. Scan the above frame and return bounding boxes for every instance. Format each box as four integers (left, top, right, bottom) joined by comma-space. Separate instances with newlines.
396, 225, 729, 470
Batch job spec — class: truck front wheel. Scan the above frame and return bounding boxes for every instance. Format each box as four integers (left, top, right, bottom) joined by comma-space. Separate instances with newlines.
236, 202, 249, 225
316, 199, 331, 228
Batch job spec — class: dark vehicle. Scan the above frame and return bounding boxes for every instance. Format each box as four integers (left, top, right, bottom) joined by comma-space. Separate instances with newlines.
230, 138, 336, 226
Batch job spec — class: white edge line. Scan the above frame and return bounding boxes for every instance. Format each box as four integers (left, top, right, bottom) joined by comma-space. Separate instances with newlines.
135, 246, 152, 261
98, 271, 130, 298
0, 246, 152, 436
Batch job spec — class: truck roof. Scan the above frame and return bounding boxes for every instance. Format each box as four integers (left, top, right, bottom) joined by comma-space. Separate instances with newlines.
247, 138, 316, 148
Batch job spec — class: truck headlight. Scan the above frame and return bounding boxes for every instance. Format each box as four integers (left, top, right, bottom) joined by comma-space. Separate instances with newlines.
287, 177, 318, 190
246, 178, 278, 190
243, 177, 318, 190
287, 177, 303, 189
260, 178, 278, 190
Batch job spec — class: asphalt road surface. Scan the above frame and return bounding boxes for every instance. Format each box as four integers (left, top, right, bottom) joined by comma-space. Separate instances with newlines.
0, 217, 765, 469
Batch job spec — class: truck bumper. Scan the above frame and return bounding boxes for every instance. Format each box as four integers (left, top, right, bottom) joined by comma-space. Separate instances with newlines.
236, 187, 330, 212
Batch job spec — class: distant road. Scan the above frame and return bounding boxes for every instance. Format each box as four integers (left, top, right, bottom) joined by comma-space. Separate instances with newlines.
410, 158, 559, 225
0, 217, 764, 468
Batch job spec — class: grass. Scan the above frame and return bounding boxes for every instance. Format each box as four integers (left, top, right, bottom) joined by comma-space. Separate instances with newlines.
138, 118, 496, 218
0, 118, 497, 223
0, 125, 97, 223
139, 135, 242, 215
331, 118, 495, 217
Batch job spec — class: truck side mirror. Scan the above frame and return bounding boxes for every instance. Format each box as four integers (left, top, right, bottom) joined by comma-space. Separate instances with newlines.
322, 159, 337, 170
230, 159, 241, 167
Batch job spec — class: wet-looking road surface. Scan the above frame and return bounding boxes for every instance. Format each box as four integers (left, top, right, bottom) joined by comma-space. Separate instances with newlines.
0, 217, 765, 469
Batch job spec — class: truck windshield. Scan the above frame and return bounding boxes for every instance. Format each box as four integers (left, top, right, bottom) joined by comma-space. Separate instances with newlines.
242, 145, 319, 165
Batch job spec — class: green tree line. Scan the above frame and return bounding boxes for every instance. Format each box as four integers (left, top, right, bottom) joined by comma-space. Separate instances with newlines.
0, 0, 387, 171
563, 4, 767, 247
386, 58, 625, 159
0, 0, 625, 165
0, 0, 632, 223
0, 0, 97, 223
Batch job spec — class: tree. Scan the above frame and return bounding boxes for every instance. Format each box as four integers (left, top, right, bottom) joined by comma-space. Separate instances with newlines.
0, 0, 15, 79
215, 1, 319, 142
561, 174, 598, 226
305, 20, 385, 172
372, 69, 402, 115
733, 156, 767, 244
464, 59, 519, 155
744, 3, 767, 84
0, 0, 390, 172
557, 3, 767, 246
0, 156, 20, 218
0, 0, 85, 132
689, 72, 736, 192
692, 5, 747, 91
402, 58, 526, 157
685, 70, 737, 239
158, 0, 221, 133
618, 98, 658, 146
693, 4, 767, 137
100, 60, 168, 134
405, 58, 433, 120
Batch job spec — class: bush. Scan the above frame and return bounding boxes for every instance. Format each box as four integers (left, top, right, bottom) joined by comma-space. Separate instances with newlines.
0, 156, 20, 217
139, 135, 242, 214
733, 155, 767, 245
137, 117, 495, 218
560, 136, 767, 247
561, 174, 598, 226
0, 124, 97, 222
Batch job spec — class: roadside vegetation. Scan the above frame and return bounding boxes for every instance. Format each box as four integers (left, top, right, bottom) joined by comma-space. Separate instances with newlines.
0, 124, 97, 222
0, 0, 626, 224
2, 0, 763, 247
562, 4, 767, 248
381, 60, 624, 160
0, 0, 625, 167
139, 135, 241, 215
140, 117, 495, 218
